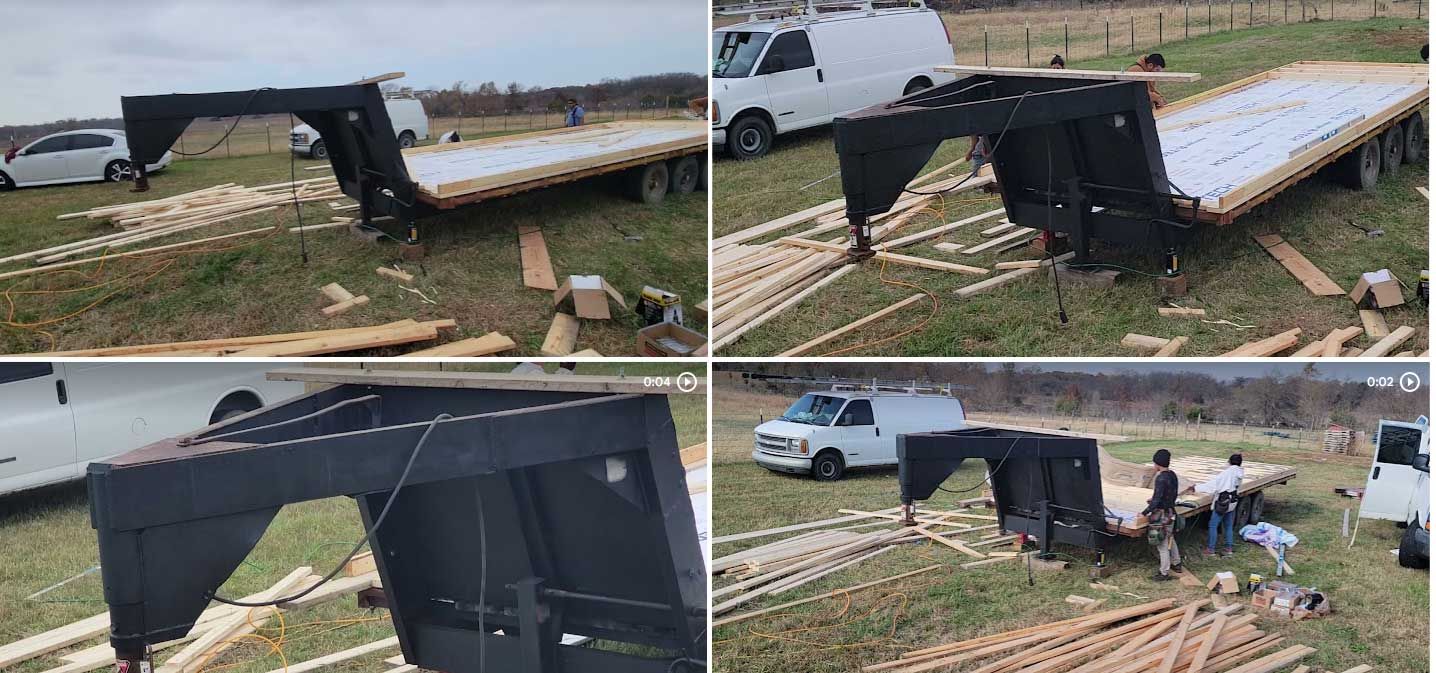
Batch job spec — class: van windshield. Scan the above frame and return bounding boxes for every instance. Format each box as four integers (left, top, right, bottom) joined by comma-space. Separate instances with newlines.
714, 31, 770, 78
780, 394, 844, 425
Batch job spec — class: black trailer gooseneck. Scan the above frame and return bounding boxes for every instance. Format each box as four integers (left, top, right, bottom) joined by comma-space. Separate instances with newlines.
120, 83, 431, 253
832, 75, 1201, 274
88, 382, 706, 673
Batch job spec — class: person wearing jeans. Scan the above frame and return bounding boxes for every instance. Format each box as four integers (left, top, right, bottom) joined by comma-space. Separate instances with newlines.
1192, 454, 1245, 558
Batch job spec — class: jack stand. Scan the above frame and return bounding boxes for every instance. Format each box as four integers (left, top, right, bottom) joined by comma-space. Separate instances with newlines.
898, 502, 918, 526
130, 164, 150, 193
846, 215, 877, 263
1029, 231, 1069, 255
1089, 550, 1112, 579
399, 221, 426, 260
1157, 248, 1187, 296
114, 647, 152, 673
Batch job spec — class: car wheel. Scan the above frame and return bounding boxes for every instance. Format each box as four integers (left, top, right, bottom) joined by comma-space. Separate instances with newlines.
0, 170, 12, 191
311, 140, 328, 160
904, 77, 933, 96
812, 451, 844, 481
1380, 125, 1404, 173
105, 160, 132, 183
668, 156, 700, 194
398, 131, 416, 149
1403, 112, 1424, 164
1398, 518, 1428, 569
726, 115, 772, 160
625, 161, 669, 204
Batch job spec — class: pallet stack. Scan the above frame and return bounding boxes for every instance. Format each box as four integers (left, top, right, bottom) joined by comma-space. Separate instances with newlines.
1322, 426, 1354, 455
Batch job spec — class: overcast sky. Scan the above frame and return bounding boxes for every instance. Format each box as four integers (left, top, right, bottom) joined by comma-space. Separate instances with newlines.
2, 0, 707, 125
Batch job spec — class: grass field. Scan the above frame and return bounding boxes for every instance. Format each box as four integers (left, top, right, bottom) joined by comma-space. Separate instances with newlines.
710, 386, 1429, 672
0, 361, 706, 673
713, 18, 1429, 357
0, 141, 707, 356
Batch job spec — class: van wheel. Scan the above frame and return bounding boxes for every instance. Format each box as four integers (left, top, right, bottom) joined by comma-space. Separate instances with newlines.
1403, 113, 1424, 163
398, 131, 417, 149
311, 140, 328, 160
1337, 139, 1381, 190
1246, 491, 1265, 525
727, 115, 772, 160
1398, 518, 1428, 568
812, 451, 844, 481
209, 393, 262, 425
105, 160, 132, 183
1380, 125, 1404, 173
625, 161, 669, 204
668, 156, 700, 194
904, 77, 933, 95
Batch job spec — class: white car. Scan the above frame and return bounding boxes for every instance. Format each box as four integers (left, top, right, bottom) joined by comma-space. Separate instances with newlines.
0, 129, 172, 189
290, 97, 430, 159
752, 386, 966, 480
0, 363, 303, 497
712, 0, 956, 159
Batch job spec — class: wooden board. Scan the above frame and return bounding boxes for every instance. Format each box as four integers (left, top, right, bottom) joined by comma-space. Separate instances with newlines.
235, 323, 437, 356
399, 332, 516, 357
266, 367, 707, 395
935, 64, 1202, 82
777, 293, 926, 356
1252, 234, 1344, 295
958, 227, 1035, 255
1359, 309, 1390, 338
954, 252, 1074, 299
540, 312, 580, 356
517, 225, 558, 291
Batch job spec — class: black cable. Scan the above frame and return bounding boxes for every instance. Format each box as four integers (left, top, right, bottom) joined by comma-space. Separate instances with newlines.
167, 88, 274, 156
1043, 131, 1068, 326
934, 437, 1021, 495
206, 413, 454, 608
289, 113, 308, 265
668, 657, 707, 673
902, 91, 1033, 198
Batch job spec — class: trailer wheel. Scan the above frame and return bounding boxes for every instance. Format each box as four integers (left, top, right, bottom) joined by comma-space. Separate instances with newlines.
626, 161, 669, 204
812, 450, 845, 482
668, 156, 700, 194
696, 153, 709, 191
1246, 491, 1265, 525
1380, 125, 1404, 173
1403, 112, 1424, 164
1337, 139, 1381, 190
1235, 495, 1254, 529
1398, 518, 1428, 569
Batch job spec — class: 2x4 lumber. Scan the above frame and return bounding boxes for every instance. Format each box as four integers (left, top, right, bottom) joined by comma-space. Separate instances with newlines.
376, 266, 414, 284
1290, 325, 1362, 356
1154, 336, 1190, 356
1222, 646, 1315, 673
955, 252, 1075, 298
712, 507, 902, 545
935, 64, 1201, 82
1252, 235, 1344, 295
1122, 333, 1172, 352
540, 313, 580, 356
0, 613, 113, 669
712, 265, 856, 350
260, 636, 399, 673
777, 293, 926, 356
778, 238, 988, 275
1358, 309, 1390, 338
321, 295, 370, 317
517, 225, 558, 290
764, 545, 895, 595
958, 226, 1035, 255
0, 226, 276, 282
1158, 306, 1207, 317
320, 283, 355, 303
266, 368, 707, 395
912, 526, 985, 558
160, 567, 312, 673
874, 208, 1006, 251
235, 323, 438, 356
1221, 328, 1302, 356
892, 599, 1177, 663
1157, 603, 1202, 673
995, 259, 1043, 270
1358, 325, 1415, 357
713, 529, 910, 614
400, 332, 516, 357
713, 564, 940, 629
711, 200, 846, 248
24, 320, 446, 357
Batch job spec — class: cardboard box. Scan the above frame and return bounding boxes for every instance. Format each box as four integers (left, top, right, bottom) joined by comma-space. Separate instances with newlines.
1251, 588, 1275, 609
1349, 269, 1405, 308
1206, 571, 1241, 595
637, 322, 708, 357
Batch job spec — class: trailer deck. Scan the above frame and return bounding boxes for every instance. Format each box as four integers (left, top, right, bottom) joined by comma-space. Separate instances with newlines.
403, 120, 708, 207
1156, 61, 1428, 223
1100, 450, 1298, 536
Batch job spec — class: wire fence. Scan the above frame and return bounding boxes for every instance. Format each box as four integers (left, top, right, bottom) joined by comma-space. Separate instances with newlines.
970, 411, 1374, 456
941, 0, 1424, 66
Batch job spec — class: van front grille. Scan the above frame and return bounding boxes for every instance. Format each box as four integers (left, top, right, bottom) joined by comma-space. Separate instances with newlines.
755, 433, 792, 454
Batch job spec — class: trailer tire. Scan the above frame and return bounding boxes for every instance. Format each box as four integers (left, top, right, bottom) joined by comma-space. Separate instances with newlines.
1403, 112, 1424, 164
696, 153, 709, 191
1337, 139, 1381, 190
311, 140, 328, 161
1235, 495, 1254, 529
668, 156, 700, 195
1398, 518, 1428, 569
626, 161, 669, 204
726, 115, 772, 160
1246, 491, 1265, 525
812, 450, 845, 482
1380, 125, 1404, 174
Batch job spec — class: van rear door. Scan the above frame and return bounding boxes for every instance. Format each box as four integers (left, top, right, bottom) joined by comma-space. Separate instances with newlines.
0, 363, 78, 493
1361, 420, 1429, 521
756, 29, 830, 131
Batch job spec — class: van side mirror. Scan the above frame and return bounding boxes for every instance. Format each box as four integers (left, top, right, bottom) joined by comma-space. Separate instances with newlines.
1414, 454, 1430, 473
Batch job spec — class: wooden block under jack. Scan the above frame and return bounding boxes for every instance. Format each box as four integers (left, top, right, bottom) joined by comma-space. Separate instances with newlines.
1089, 564, 1113, 579
1030, 556, 1070, 571
399, 243, 426, 261
1056, 263, 1120, 289
1157, 273, 1188, 297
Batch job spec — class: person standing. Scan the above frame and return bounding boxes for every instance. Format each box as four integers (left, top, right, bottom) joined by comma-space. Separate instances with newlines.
1126, 53, 1169, 109
1191, 454, 1245, 558
565, 98, 586, 127
1144, 449, 1185, 581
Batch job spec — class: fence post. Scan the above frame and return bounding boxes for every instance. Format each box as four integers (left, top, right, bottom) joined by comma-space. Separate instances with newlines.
1230, 1, 1234, 28
1129, 14, 1134, 54
1064, 19, 1069, 60
1106, 18, 1111, 55
1185, 2, 1190, 37
1026, 23, 1031, 67
1284, 0, 1288, 22
1208, 1, 1213, 31
1159, 12, 1163, 43
225, 130, 231, 158
1420, 0, 1424, 19
1250, 0, 1254, 25
266, 121, 272, 154
1373, 0, 1377, 17
984, 26, 989, 66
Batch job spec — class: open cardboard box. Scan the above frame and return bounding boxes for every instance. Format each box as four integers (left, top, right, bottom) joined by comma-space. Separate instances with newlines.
637, 322, 707, 357
1349, 269, 1405, 309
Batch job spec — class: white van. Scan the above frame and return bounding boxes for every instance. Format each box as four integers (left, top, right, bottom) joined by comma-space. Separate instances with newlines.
1360, 417, 1430, 567
290, 97, 430, 159
0, 363, 304, 497
752, 386, 966, 480
711, 0, 956, 159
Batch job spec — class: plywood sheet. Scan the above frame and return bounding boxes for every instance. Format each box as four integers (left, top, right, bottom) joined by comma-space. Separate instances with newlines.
403, 120, 705, 198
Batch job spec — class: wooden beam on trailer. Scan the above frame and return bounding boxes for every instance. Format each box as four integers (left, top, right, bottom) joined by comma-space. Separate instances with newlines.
934, 64, 1202, 82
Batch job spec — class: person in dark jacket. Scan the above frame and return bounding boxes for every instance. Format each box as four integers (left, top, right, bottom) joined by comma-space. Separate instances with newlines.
1143, 449, 1184, 581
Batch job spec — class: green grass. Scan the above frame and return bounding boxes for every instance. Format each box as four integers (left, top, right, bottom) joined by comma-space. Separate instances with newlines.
0, 145, 707, 356
713, 19, 1429, 356
711, 386, 1428, 672
0, 362, 705, 673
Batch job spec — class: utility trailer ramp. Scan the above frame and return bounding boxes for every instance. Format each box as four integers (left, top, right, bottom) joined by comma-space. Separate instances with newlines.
403, 120, 707, 203
1154, 61, 1428, 221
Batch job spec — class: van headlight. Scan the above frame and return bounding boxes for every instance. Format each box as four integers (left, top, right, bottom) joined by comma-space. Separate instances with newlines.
790, 438, 808, 455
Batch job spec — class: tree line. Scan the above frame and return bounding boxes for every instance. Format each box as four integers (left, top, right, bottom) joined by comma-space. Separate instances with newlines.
715, 362, 1427, 432
411, 72, 705, 117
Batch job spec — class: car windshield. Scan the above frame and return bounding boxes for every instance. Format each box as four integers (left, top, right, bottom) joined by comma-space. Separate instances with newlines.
713, 31, 769, 78
780, 394, 844, 425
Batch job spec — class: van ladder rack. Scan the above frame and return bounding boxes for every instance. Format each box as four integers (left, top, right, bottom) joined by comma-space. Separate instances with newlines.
714, 0, 924, 20
741, 373, 962, 396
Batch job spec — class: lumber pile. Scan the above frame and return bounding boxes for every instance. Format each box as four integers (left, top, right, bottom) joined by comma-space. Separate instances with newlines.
861, 600, 1337, 673
2, 179, 342, 268
21, 319, 475, 357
